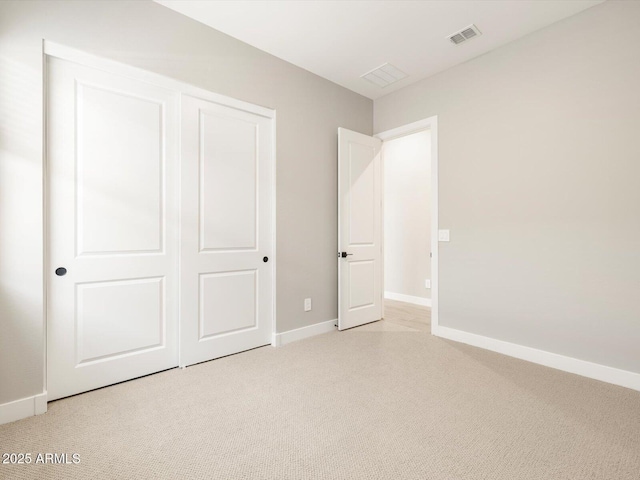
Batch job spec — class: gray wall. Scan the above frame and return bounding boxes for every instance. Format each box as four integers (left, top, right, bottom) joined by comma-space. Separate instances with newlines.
384, 130, 431, 299
375, 0, 640, 373
0, 0, 372, 405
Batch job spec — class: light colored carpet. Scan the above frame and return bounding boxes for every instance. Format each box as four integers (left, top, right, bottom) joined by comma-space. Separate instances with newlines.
1, 301, 639, 479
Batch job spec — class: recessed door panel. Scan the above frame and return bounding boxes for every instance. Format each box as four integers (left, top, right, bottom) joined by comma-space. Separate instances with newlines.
349, 144, 376, 246
76, 277, 164, 364
77, 84, 164, 255
200, 270, 257, 339
47, 56, 179, 401
200, 111, 257, 251
348, 261, 375, 310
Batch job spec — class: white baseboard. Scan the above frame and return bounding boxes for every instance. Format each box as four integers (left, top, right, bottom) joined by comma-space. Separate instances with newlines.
273, 319, 337, 347
0, 392, 47, 426
384, 291, 431, 307
436, 326, 640, 392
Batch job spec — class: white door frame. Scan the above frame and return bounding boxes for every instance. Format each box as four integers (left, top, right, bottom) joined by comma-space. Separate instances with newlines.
43, 41, 278, 399
375, 116, 439, 335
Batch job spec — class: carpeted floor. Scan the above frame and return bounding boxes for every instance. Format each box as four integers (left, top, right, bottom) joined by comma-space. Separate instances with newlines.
1, 301, 639, 479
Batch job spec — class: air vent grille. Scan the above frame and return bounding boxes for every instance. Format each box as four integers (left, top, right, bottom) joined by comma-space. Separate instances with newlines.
448, 24, 482, 45
361, 63, 407, 88
450, 33, 465, 45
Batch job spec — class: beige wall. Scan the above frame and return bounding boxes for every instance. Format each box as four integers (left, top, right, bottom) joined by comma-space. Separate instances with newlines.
0, 0, 372, 405
384, 130, 431, 300
375, 0, 640, 373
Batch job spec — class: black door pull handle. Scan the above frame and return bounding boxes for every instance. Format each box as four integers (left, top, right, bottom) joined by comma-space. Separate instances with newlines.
340, 252, 353, 258
263, 256, 269, 263
55, 267, 67, 276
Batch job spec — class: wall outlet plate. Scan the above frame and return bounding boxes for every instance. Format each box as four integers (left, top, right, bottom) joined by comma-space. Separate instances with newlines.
425, 279, 431, 289
304, 298, 312, 312
438, 229, 450, 242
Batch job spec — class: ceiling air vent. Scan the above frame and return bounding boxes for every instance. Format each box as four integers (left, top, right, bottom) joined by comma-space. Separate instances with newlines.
448, 24, 482, 45
361, 63, 407, 88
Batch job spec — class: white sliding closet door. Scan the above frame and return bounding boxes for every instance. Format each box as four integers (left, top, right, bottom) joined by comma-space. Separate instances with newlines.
47, 46, 276, 399
179, 95, 274, 367
47, 57, 179, 400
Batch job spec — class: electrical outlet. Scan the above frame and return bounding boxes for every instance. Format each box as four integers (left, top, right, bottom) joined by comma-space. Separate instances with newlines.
304, 298, 312, 312
425, 279, 431, 289
438, 229, 450, 242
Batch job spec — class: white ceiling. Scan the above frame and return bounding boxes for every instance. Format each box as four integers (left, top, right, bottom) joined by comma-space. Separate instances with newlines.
155, 0, 604, 100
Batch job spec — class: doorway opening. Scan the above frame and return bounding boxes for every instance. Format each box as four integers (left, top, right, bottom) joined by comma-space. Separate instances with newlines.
377, 117, 439, 335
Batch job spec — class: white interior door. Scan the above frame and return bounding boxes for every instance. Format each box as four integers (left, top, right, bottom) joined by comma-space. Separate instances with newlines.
180, 94, 274, 367
338, 128, 383, 330
47, 57, 179, 400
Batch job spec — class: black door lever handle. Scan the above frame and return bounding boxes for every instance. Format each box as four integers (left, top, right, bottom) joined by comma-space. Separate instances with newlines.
340, 252, 353, 258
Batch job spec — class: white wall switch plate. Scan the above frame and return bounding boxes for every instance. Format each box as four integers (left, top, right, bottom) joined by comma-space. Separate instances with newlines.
304, 298, 312, 312
438, 229, 450, 242
425, 279, 431, 289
